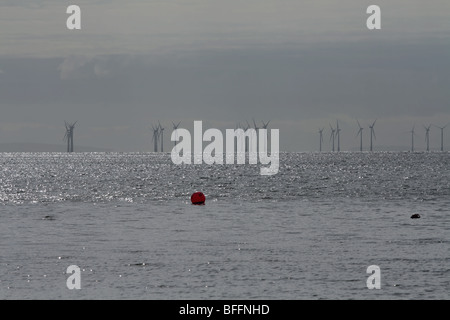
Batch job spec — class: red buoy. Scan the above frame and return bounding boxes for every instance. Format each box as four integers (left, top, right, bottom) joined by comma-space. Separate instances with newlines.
191, 192, 205, 205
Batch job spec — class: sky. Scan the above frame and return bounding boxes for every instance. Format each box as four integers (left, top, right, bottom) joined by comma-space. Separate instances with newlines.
0, 0, 450, 152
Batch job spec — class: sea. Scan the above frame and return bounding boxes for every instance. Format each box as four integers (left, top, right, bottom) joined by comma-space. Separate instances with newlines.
0, 152, 449, 300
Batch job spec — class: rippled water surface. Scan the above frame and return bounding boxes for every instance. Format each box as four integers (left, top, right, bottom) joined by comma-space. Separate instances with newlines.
0, 152, 449, 299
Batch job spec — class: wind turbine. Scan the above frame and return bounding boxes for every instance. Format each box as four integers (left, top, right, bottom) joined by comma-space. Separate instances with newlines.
172, 121, 182, 152
151, 124, 159, 152
434, 123, 449, 152
329, 124, 336, 152
64, 121, 77, 153
70, 121, 77, 152
252, 119, 260, 132
336, 120, 341, 152
158, 121, 164, 152
246, 120, 254, 153
424, 125, 431, 152
369, 119, 377, 152
236, 122, 246, 153
410, 125, 417, 152
64, 122, 70, 153
318, 128, 324, 152
252, 119, 260, 153
261, 120, 270, 152
356, 120, 364, 152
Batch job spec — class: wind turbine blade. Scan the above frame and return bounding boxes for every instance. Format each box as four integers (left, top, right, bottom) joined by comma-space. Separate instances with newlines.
373, 129, 376, 140
252, 118, 257, 128
357, 119, 362, 129
372, 119, 377, 127
356, 128, 363, 138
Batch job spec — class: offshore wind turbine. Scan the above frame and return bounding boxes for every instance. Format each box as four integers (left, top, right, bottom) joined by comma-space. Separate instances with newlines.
329, 124, 336, 152
236, 122, 246, 153
158, 121, 164, 152
424, 125, 431, 152
253, 119, 260, 153
410, 125, 417, 152
252, 119, 259, 132
246, 120, 254, 153
151, 124, 159, 152
172, 121, 182, 152
64, 122, 70, 153
336, 120, 341, 152
318, 128, 324, 152
369, 119, 377, 152
356, 120, 364, 152
64, 121, 77, 153
70, 121, 77, 152
434, 123, 448, 152
261, 120, 270, 152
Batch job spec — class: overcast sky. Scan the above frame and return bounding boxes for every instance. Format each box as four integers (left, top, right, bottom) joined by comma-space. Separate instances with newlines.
1, 0, 449, 152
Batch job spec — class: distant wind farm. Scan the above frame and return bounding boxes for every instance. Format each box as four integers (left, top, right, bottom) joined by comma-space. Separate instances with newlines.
1, 118, 448, 153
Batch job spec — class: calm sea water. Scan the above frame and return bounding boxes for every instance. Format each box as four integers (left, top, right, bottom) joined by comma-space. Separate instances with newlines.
0, 152, 449, 300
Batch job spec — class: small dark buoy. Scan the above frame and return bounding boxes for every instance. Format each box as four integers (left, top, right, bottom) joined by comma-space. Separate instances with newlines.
410, 214, 420, 219
191, 192, 205, 205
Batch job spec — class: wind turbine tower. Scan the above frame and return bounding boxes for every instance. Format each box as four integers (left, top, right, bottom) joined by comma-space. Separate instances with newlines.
318, 128, 324, 152
336, 120, 341, 152
236, 123, 246, 153
410, 125, 416, 152
435, 124, 448, 152
356, 120, 364, 152
151, 125, 159, 152
64, 122, 70, 153
172, 121, 182, 152
246, 120, 254, 153
369, 119, 377, 152
158, 121, 164, 152
261, 120, 270, 152
253, 119, 260, 153
64, 121, 77, 153
329, 124, 336, 152
424, 125, 431, 152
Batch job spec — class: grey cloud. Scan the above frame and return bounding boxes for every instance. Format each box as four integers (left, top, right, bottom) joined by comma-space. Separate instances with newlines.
0, 38, 449, 151
2, 39, 450, 119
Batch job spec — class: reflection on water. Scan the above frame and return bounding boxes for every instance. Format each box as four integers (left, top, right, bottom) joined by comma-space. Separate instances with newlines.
0, 152, 449, 299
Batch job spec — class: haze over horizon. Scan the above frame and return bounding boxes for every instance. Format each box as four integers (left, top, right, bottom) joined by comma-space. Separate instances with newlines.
1, 0, 449, 152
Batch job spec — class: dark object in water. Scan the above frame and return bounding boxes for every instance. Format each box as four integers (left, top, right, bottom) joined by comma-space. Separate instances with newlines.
191, 192, 205, 205
410, 214, 421, 219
